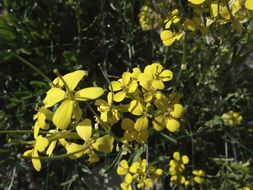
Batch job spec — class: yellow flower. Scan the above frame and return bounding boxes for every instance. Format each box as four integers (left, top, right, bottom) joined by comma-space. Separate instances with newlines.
153, 94, 184, 132
76, 119, 114, 161
222, 110, 243, 127
138, 5, 163, 32
138, 63, 173, 90
23, 135, 49, 171
169, 152, 190, 185
33, 108, 53, 139
43, 70, 104, 130
128, 100, 151, 132
117, 159, 152, 190
164, 9, 181, 29
160, 30, 183, 47
95, 92, 121, 125
188, 0, 206, 5
117, 160, 130, 175
245, 0, 253, 10
183, 17, 208, 35
192, 169, 205, 184
110, 72, 138, 102
57, 119, 114, 162
121, 118, 148, 143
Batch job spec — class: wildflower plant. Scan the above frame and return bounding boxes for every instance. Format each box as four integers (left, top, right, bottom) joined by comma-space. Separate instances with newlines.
1, 0, 253, 189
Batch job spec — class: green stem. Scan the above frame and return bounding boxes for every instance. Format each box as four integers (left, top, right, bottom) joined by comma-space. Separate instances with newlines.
7, 50, 53, 84
159, 132, 178, 145
8, 139, 34, 145
174, 36, 187, 92
25, 146, 88, 160
53, 69, 75, 100
0, 130, 49, 135
98, 63, 114, 101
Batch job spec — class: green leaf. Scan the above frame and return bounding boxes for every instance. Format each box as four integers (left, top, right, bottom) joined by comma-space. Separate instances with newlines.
104, 149, 123, 173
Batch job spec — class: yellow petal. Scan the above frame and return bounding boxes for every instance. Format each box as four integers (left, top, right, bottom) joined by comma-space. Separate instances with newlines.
46, 141, 57, 156
128, 80, 138, 93
194, 176, 204, 184
33, 123, 40, 139
121, 118, 135, 131
165, 20, 172, 29
37, 113, 49, 130
110, 81, 122, 91
182, 155, 189, 164
188, 0, 206, 5
137, 130, 148, 143
122, 72, 131, 85
43, 88, 65, 108
144, 178, 153, 187
88, 151, 100, 163
159, 69, 173, 81
150, 63, 163, 74
129, 162, 140, 173
170, 104, 184, 118
245, 0, 253, 10
53, 100, 73, 130
166, 118, 180, 132
113, 91, 126, 102
131, 67, 141, 79
107, 92, 113, 105
117, 167, 128, 175
160, 30, 176, 46
138, 73, 152, 89
120, 159, 129, 169
35, 135, 49, 152
134, 116, 148, 131
23, 149, 33, 157
75, 87, 104, 101
152, 115, 165, 131
93, 135, 114, 153
125, 173, 133, 184
184, 19, 196, 31
210, 1, 219, 17
66, 143, 85, 159
155, 168, 163, 176
117, 160, 129, 175
76, 119, 92, 142
151, 79, 164, 90
95, 99, 107, 106
32, 149, 41, 172
53, 70, 86, 91
128, 100, 143, 116
173, 152, 181, 160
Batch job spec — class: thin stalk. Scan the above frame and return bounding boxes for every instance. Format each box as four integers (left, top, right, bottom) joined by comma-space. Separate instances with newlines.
25, 146, 88, 160
8, 50, 53, 84
0, 130, 51, 135
98, 63, 114, 101
174, 35, 187, 92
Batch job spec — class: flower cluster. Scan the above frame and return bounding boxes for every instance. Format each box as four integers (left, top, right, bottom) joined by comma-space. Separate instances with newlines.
222, 110, 243, 127
117, 159, 163, 190
169, 152, 190, 186
169, 152, 206, 187
160, 9, 184, 47
20, 59, 212, 190
192, 169, 205, 184
138, 5, 161, 31
23, 70, 114, 171
160, 0, 253, 46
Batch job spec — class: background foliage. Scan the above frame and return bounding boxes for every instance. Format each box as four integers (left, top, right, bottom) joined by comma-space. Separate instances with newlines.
0, 0, 253, 189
